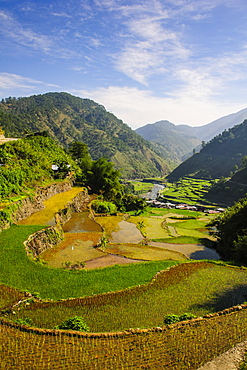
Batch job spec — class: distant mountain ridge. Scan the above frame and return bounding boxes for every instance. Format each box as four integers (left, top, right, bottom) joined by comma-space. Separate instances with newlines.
136, 108, 247, 163
136, 120, 201, 164
0, 92, 170, 179
194, 107, 247, 142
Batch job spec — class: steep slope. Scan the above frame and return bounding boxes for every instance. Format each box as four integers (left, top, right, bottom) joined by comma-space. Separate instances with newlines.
231, 165, 247, 185
136, 108, 247, 164
136, 120, 201, 163
167, 120, 247, 181
194, 107, 247, 142
0, 93, 170, 178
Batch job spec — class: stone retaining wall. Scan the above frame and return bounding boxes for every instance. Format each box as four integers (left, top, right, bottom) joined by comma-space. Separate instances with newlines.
13, 181, 73, 223
24, 188, 90, 257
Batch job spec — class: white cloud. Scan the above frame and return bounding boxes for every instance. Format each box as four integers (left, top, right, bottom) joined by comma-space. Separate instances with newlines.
0, 10, 53, 52
0, 73, 58, 94
0, 9, 79, 58
74, 85, 246, 129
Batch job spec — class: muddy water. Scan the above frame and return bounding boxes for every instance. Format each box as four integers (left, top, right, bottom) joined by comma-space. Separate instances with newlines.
95, 216, 143, 243
41, 213, 144, 268
41, 211, 104, 267
62, 212, 102, 233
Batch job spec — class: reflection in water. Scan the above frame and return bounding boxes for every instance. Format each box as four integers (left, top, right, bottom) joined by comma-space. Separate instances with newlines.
109, 220, 143, 243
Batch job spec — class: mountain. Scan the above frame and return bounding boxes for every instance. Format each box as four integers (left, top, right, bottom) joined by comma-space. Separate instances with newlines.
136, 120, 201, 163
0, 93, 170, 179
194, 107, 247, 143
136, 108, 247, 163
167, 119, 247, 182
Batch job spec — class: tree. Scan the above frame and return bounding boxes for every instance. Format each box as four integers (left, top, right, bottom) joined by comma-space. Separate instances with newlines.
214, 197, 247, 263
86, 157, 122, 200
68, 141, 92, 182
68, 141, 90, 161
241, 155, 247, 168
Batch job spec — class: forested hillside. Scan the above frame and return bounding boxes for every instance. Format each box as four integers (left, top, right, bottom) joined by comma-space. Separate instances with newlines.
0, 93, 171, 178
213, 196, 247, 264
136, 120, 201, 163
167, 120, 247, 181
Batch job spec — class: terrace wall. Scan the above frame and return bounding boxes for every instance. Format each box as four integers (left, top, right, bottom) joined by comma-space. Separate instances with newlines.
13, 180, 74, 223
24, 188, 90, 257
1, 304, 247, 369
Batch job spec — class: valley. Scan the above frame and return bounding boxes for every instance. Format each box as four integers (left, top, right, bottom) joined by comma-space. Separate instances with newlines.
0, 93, 247, 369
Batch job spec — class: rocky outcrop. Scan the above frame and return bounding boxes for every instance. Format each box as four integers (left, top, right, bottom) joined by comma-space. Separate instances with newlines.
24, 224, 64, 258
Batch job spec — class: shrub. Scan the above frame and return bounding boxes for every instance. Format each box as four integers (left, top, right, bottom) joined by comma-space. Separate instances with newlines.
164, 313, 196, 325
164, 314, 180, 324
179, 313, 196, 321
14, 318, 33, 326
55, 316, 89, 332
91, 200, 117, 214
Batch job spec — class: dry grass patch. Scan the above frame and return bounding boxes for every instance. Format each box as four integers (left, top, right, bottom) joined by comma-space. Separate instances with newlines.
18, 187, 85, 225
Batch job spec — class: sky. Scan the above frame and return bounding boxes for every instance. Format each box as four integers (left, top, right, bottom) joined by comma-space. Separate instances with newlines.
1, 0, 247, 129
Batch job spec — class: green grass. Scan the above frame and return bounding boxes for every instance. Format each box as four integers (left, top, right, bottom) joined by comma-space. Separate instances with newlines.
131, 181, 153, 194
8, 262, 247, 332
161, 177, 216, 206
139, 206, 206, 219
128, 207, 215, 245
152, 236, 203, 244
0, 224, 177, 300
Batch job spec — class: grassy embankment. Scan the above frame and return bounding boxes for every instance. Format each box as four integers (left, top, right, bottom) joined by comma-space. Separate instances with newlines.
3, 261, 247, 332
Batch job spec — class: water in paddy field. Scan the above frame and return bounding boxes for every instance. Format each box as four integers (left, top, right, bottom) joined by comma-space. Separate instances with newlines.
40, 211, 104, 268
108, 220, 143, 243
62, 212, 102, 233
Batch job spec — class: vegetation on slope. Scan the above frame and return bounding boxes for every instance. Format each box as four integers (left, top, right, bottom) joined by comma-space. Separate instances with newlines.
0, 93, 171, 178
4, 262, 247, 332
212, 196, 247, 264
167, 120, 247, 181
0, 133, 78, 200
136, 120, 201, 164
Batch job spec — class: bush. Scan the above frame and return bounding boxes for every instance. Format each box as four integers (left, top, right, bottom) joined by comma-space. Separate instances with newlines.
91, 200, 117, 214
164, 314, 180, 324
14, 318, 33, 326
55, 316, 89, 332
164, 313, 196, 325
179, 313, 196, 321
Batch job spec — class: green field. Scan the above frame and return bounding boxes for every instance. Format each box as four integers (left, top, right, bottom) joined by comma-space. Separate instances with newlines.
0, 224, 178, 300
4, 262, 247, 333
161, 177, 215, 206
1, 181, 247, 369
127, 206, 215, 245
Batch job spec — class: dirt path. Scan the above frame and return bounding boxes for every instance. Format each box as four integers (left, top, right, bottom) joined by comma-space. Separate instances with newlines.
197, 341, 247, 370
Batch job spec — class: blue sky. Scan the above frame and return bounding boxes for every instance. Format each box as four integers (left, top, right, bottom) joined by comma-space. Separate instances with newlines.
1, 0, 247, 129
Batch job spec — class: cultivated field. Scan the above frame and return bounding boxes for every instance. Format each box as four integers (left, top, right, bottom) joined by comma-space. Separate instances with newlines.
1, 185, 247, 369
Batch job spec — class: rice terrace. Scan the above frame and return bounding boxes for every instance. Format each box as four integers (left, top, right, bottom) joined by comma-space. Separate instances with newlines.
1, 179, 247, 370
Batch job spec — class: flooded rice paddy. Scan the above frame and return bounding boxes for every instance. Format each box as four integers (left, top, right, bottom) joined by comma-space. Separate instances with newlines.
19, 188, 220, 269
